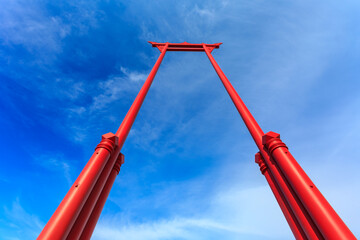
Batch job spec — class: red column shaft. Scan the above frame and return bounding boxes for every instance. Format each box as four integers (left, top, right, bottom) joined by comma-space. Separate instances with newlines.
255, 153, 307, 240
65, 147, 121, 239
203, 47, 322, 239
263, 132, 356, 240
115, 43, 169, 148
38, 44, 168, 240
79, 154, 124, 240
37, 133, 118, 240
261, 150, 321, 239
203, 44, 264, 148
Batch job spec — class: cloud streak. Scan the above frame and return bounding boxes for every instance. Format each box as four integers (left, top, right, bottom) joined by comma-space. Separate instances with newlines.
1, 0, 359, 239
0, 199, 44, 240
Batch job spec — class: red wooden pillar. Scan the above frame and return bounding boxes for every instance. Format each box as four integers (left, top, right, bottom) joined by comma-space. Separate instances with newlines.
255, 152, 307, 240
38, 43, 169, 240
79, 154, 125, 240
202, 43, 355, 239
202, 44, 316, 238
38, 41, 356, 240
37, 133, 118, 240
256, 149, 321, 239
115, 43, 169, 148
66, 147, 121, 239
263, 132, 356, 239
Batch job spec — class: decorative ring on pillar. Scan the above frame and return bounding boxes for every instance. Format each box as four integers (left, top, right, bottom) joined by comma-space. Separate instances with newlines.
95, 133, 118, 153
262, 131, 288, 155
113, 162, 121, 174
113, 153, 125, 174
255, 152, 268, 175
266, 138, 287, 155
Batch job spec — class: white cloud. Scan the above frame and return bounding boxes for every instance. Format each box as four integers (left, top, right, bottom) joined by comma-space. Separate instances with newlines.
89, 66, 148, 111
194, 5, 215, 18
32, 153, 73, 187
88, 1, 360, 239
0, 0, 69, 54
1, 199, 44, 240
91, 76, 130, 111
0, 0, 102, 51
92, 160, 292, 240
0, 0, 103, 74
120, 67, 148, 82
51, 65, 151, 143
4, 1, 358, 239
94, 218, 238, 240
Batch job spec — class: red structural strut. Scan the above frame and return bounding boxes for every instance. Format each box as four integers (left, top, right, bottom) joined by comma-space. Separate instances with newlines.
255, 153, 307, 240
65, 147, 122, 239
37, 133, 118, 240
201, 43, 356, 239
262, 132, 355, 239
204, 41, 321, 238
79, 154, 125, 240
38, 42, 356, 240
115, 43, 169, 148
38, 43, 168, 240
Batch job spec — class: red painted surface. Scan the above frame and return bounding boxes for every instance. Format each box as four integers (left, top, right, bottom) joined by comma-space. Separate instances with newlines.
255, 152, 307, 240
38, 42, 356, 240
79, 154, 124, 240
115, 43, 169, 148
263, 149, 322, 240
263, 132, 356, 239
149, 41, 221, 52
202, 43, 355, 239
66, 147, 121, 239
203, 44, 264, 149
37, 133, 117, 240
203, 43, 324, 239
38, 44, 168, 240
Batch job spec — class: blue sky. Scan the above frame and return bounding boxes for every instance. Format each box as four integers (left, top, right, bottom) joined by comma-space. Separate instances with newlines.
1, 0, 360, 239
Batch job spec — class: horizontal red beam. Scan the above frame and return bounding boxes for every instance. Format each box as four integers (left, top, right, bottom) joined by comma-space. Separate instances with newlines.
149, 41, 222, 52
167, 48, 206, 52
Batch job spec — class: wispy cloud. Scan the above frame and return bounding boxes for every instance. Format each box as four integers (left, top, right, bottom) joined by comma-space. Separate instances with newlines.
1, 1, 359, 239
56, 66, 150, 142
193, 5, 215, 19
0, 199, 44, 240
0, 0, 102, 52
91, 67, 148, 110
90, 76, 132, 111
0, 0, 68, 54
93, 161, 292, 240
32, 153, 73, 187
94, 218, 239, 240
90, 1, 360, 239
120, 67, 148, 82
